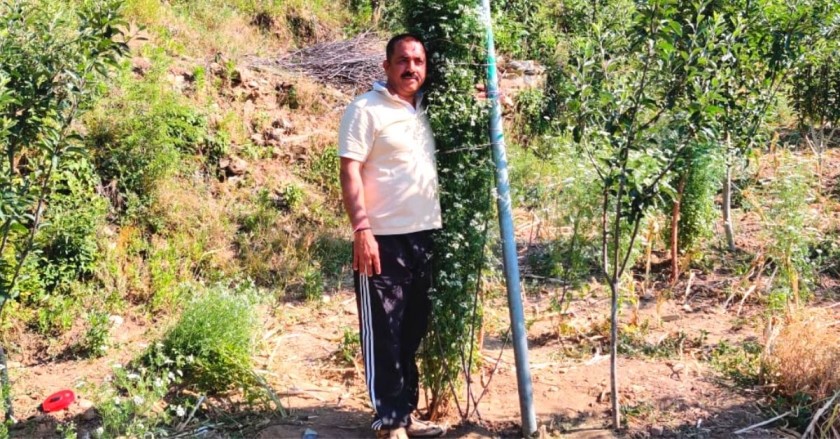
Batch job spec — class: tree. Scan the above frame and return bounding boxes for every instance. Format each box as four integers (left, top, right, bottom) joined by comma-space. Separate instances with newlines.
790, 6, 840, 186
547, 0, 730, 428
0, 0, 128, 419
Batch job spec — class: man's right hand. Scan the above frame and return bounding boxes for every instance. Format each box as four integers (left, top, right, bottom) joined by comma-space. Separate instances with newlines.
353, 229, 381, 276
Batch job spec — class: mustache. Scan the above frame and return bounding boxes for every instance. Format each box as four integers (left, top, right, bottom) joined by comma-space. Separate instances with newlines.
401, 73, 420, 79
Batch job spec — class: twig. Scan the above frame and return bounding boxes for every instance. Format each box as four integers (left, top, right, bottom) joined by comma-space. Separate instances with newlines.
177, 395, 205, 432
802, 392, 840, 439
683, 271, 696, 305
733, 410, 791, 435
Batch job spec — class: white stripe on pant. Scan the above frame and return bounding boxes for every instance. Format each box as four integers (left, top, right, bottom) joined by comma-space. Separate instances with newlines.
360, 274, 380, 429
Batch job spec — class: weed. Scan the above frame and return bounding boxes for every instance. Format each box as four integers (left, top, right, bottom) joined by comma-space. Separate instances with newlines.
96, 360, 182, 437
336, 326, 360, 366
155, 284, 260, 394
620, 329, 707, 359
80, 311, 111, 358
710, 340, 763, 387
302, 263, 324, 301
763, 312, 840, 402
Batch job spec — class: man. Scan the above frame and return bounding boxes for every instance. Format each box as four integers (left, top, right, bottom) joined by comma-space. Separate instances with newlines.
338, 34, 445, 439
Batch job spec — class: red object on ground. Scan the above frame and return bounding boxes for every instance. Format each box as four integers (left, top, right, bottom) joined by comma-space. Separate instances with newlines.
42, 390, 75, 412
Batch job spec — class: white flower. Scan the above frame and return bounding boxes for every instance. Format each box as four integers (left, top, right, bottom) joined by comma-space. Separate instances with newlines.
175, 405, 186, 417
168, 371, 176, 380
113, 396, 121, 405
154, 378, 163, 388
186, 355, 194, 363
133, 395, 145, 405
126, 373, 140, 380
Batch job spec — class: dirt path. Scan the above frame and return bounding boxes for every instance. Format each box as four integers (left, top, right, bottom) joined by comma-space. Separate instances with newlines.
254, 282, 815, 438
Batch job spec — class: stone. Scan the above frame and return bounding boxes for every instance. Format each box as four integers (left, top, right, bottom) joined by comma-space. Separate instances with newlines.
650, 425, 665, 436
250, 133, 265, 146
267, 128, 284, 141
228, 157, 248, 175
82, 407, 97, 421
131, 57, 152, 75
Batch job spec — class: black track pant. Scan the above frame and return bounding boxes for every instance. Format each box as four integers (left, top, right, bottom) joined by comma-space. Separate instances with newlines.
354, 230, 434, 430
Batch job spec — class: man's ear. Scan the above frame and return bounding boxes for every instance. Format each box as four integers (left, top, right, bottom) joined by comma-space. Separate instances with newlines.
382, 59, 390, 71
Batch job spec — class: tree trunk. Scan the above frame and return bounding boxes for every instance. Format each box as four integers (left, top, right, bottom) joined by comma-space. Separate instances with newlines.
722, 132, 736, 252
670, 172, 687, 284
609, 279, 620, 429
0, 344, 12, 422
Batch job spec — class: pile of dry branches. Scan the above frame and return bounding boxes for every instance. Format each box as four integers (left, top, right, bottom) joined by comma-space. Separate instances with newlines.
272, 32, 385, 94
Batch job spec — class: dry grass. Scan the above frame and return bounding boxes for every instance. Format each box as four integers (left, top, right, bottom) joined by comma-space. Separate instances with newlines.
764, 310, 840, 402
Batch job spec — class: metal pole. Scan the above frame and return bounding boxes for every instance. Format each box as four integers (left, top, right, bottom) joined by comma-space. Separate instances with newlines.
480, 0, 537, 436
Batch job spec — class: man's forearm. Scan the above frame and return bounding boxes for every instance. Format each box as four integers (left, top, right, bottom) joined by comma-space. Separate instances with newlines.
340, 158, 370, 231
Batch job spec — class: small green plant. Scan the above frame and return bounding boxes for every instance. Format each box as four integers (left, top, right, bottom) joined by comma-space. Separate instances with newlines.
80, 311, 111, 358
155, 284, 259, 394
710, 340, 763, 387
337, 326, 360, 366
278, 184, 305, 213
302, 263, 324, 301
619, 329, 707, 359
96, 359, 183, 438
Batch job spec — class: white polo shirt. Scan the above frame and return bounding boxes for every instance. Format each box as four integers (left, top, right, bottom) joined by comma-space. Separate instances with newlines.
338, 81, 442, 235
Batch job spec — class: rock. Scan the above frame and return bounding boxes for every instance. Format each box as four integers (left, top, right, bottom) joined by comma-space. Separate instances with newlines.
250, 133, 265, 146
650, 425, 665, 436
273, 116, 295, 132
267, 128, 284, 141
78, 398, 94, 410
108, 315, 123, 327
131, 57, 152, 75
82, 407, 97, 421
228, 157, 248, 175
662, 314, 680, 322
231, 67, 251, 86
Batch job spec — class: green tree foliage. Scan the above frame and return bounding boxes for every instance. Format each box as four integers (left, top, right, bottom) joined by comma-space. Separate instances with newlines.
0, 0, 127, 420
789, 4, 840, 174
399, 0, 493, 418
492, 0, 559, 61
0, 0, 127, 312
676, 143, 722, 257
546, 0, 738, 426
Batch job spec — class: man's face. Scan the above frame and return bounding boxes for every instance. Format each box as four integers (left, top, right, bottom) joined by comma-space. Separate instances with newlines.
383, 39, 426, 100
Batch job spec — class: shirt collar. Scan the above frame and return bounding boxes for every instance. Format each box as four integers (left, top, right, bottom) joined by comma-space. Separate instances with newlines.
373, 80, 424, 111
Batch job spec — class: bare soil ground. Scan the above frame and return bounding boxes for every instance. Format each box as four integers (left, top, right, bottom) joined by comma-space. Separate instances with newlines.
5, 65, 840, 438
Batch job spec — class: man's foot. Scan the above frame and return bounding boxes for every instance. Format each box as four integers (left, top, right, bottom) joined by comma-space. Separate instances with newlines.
375, 427, 408, 439
406, 418, 444, 438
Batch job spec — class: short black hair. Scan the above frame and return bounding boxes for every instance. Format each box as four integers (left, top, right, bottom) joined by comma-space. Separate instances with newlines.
386, 33, 426, 61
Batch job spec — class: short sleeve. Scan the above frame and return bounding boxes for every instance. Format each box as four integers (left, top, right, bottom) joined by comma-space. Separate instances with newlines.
338, 103, 375, 162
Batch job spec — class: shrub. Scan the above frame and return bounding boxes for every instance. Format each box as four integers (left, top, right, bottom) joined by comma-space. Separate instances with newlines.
79, 310, 111, 358
96, 361, 181, 438
85, 55, 225, 221
37, 157, 108, 293
156, 284, 259, 394
764, 312, 840, 403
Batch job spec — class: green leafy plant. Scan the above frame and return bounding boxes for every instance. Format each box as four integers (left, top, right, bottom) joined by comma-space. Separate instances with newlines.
96, 359, 183, 438
0, 0, 128, 419
401, 0, 493, 419
154, 284, 259, 394
80, 311, 111, 358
